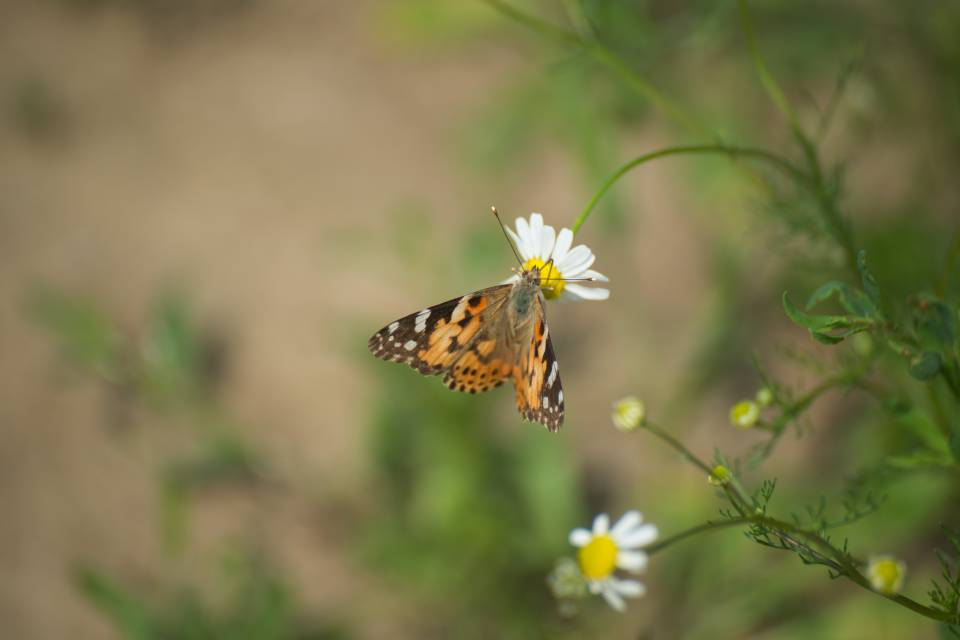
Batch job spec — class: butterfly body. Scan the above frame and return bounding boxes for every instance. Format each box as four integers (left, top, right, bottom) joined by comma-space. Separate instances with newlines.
368, 265, 564, 431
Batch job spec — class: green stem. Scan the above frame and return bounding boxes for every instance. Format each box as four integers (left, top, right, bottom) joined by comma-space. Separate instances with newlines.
737, 0, 858, 276
479, 0, 708, 137
736, 0, 803, 139
571, 144, 808, 234
642, 421, 713, 475
637, 422, 956, 623
646, 517, 753, 555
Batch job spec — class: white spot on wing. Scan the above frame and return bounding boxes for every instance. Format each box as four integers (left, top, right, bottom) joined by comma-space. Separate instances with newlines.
547, 361, 558, 387
388, 321, 400, 334
542, 397, 549, 408
414, 309, 431, 333
403, 340, 418, 351
558, 390, 563, 404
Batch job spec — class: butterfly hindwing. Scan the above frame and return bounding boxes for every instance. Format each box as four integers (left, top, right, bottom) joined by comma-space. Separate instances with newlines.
368, 286, 512, 386
512, 298, 564, 432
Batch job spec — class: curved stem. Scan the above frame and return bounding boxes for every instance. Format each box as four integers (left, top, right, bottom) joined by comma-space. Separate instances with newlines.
646, 517, 752, 555
636, 422, 956, 623
571, 144, 808, 234
736, 0, 803, 139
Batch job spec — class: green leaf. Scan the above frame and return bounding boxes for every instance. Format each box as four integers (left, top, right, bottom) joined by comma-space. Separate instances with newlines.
914, 294, 956, 348
888, 400, 951, 455
885, 450, 954, 470
26, 287, 123, 379
857, 250, 881, 306
783, 292, 872, 344
909, 351, 942, 381
806, 280, 881, 319
74, 568, 156, 640
950, 428, 960, 463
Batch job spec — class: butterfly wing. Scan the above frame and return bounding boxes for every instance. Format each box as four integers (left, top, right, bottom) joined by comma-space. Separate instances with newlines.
368, 286, 514, 392
512, 296, 564, 432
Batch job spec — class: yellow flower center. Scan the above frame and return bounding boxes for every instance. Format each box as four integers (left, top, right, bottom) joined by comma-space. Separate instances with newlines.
523, 258, 564, 300
868, 557, 905, 594
577, 534, 618, 580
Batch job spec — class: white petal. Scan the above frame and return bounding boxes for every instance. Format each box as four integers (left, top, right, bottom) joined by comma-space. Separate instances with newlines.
592, 513, 610, 536
514, 216, 533, 259
615, 523, 659, 549
551, 228, 573, 262
616, 550, 649, 573
540, 224, 556, 261
600, 582, 626, 612
500, 274, 521, 285
582, 269, 610, 283
563, 284, 610, 301
557, 245, 595, 276
587, 580, 603, 595
529, 213, 544, 258
504, 226, 527, 260
569, 528, 592, 547
611, 577, 646, 598
611, 511, 643, 537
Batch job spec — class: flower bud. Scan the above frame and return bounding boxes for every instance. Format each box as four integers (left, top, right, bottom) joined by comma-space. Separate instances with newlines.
612, 396, 646, 432
729, 400, 760, 429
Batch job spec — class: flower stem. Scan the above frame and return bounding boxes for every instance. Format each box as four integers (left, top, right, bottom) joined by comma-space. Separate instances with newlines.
645, 517, 752, 555
570, 144, 808, 234
478, 0, 707, 137
637, 421, 956, 623
737, 0, 858, 276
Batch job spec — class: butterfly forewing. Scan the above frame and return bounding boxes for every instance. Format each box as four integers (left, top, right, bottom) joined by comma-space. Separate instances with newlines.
368, 286, 512, 385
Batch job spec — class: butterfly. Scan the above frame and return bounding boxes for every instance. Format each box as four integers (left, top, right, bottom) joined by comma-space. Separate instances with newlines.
368, 212, 571, 431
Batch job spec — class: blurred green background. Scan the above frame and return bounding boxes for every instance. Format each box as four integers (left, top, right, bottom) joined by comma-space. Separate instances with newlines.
2, 1, 959, 638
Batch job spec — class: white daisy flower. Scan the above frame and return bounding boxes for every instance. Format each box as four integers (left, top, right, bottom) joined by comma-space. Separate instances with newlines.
568, 511, 658, 612
504, 213, 610, 301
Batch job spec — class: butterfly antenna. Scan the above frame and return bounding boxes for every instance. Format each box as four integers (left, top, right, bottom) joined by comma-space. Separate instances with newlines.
491, 206, 524, 267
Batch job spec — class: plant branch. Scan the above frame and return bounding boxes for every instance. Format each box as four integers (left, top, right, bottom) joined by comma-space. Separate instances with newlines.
479, 0, 707, 137
637, 421, 956, 623
571, 144, 809, 234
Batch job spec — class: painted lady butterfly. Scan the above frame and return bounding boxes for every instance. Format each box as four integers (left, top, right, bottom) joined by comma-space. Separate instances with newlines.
368, 213, 570, 431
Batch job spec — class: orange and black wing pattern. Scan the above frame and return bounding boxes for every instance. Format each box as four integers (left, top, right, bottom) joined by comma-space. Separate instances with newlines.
368, 286, 513, 393
512, 304, 564, 432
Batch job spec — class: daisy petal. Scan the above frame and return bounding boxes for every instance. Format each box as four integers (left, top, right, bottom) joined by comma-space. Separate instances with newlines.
616, 550, 649, 573
564, 284, 610, 301
551, 228, 573, 262
514, 216, 532, 259
611, 510, 643, 537
569, 528, 592, 547
505, 226, 525, 258
592, 513, 610, 536
529, 213, 544, 257
500, 274, 521, 285
600, 583, 626, 612
616, 523, 659, 549
582, 269, 610, 283
557, 245, 595, 276
541, 224, 556, 260
611, 578, 646, 598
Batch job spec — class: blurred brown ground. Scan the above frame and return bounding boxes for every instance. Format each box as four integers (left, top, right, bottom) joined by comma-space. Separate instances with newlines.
0, 2, 911, 638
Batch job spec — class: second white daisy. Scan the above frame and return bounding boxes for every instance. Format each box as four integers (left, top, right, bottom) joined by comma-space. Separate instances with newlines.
568, 510, 658, 611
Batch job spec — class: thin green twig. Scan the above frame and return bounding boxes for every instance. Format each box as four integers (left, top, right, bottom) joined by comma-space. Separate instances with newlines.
570, 144, 808, 234
637, 421, 955, 623
479, 0, 708, 137
736, 0, 858, 276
